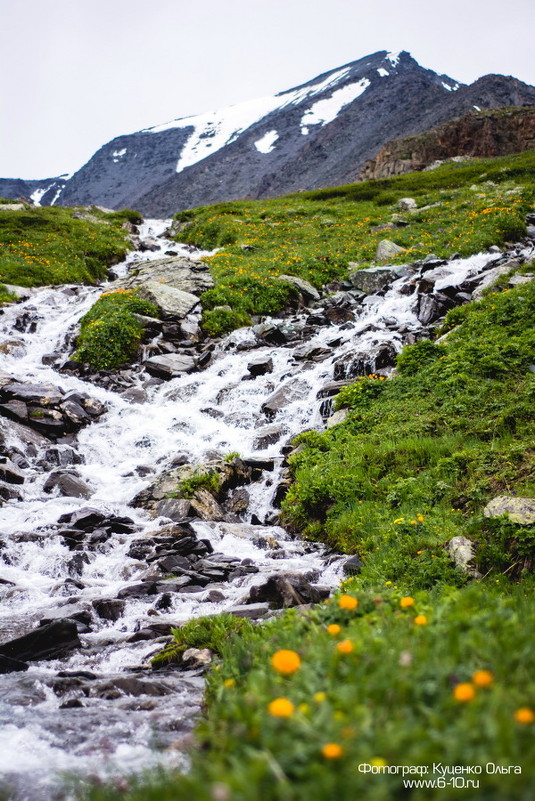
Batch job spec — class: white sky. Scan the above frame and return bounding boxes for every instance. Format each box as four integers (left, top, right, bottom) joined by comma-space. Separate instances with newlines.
1, 0, 534, 179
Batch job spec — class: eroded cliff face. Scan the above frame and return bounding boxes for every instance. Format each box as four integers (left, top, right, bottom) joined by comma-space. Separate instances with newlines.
359, 106, 535, 180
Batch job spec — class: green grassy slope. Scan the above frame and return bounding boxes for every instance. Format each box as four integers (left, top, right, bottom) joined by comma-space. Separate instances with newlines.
0, 204, 138, 303
173, 150, 535, 336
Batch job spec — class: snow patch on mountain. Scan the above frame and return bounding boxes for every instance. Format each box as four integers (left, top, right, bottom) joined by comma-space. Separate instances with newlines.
30, 187, 48, 206
300, 78, 370, 131
254, 130, 279, 154
140, 63, 364, 174
386, 51, 401, 66
112, 148, 127, 162
377, 68, 389, 77
442, 81, 460, 92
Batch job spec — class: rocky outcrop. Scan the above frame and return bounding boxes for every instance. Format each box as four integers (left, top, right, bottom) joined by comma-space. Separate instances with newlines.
0, 375, 106, 439
359, 106, 535, 180
132, 457, 256, 523
116, 255, 214, 297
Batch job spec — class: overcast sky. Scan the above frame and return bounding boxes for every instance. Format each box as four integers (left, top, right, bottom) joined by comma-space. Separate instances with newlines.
1, 0, 534, 180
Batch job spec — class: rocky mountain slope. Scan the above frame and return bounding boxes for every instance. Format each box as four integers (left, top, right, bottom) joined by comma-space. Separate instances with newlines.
3, 51, 535, 217
359, 106, 535, 180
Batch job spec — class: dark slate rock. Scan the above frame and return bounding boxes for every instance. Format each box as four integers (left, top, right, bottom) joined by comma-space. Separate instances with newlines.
43, 470, 92, 499
247, 355, 274, 376
92, 599, 126, 621
247, 572, 328, 608
0, 458, 25, 484
0, 654, 29, 674
57, 507, 107, 529
0, 619, 81, 662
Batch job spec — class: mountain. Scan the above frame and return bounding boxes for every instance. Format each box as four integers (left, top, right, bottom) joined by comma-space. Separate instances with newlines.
3, 51, 535, 216
0, 176, 66, 206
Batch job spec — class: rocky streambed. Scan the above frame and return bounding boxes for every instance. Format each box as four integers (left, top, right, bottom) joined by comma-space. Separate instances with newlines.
0, 219, 533, 801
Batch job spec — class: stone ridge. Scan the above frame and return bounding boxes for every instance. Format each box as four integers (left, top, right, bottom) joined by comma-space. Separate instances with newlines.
359, 105, 535, 180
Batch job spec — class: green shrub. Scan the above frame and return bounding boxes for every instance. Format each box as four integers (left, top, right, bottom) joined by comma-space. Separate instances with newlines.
396, 340, 445, 375
75, 289, 158, 369
178, 470, 221, 499
201, 307, 252, 337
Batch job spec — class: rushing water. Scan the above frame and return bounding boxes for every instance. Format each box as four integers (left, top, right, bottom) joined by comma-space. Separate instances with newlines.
0, 222, 524, 800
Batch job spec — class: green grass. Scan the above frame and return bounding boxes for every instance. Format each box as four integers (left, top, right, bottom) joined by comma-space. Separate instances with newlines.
0, 203, 133, 289
280, 277, 535, 587
83, 584, 535, 801
75, 289, 158, 369
172, 150, 535, 335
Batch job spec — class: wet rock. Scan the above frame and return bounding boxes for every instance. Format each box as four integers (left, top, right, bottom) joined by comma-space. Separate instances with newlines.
117, 582, 157, 599
95, 676, 174, 698
247, 355, 274, 376
242, 456, 275, 474
0, 481, 23, 501
471, 260, 520, 300
0, 382, 63, 406
253, 424, 285, 450
227, 603, 271, 619
261, 380, 309, 418
483, 496, 535, 525
253, 319, 303, 345
189, 488, 225, 522
416, 294, 444, 325
43, 470, 92, 499
247, 572, 329, 608
348, 265, 406, 294
57, 507, 106, 530
92, 599, 126, 621
225, 487, 250, 518
0, 653, 29, 674
154, 576, 193, 592
144, 353, 197, 379
0, 378, 106, 438
0, 619, 81, 662
0, 458, 25, 484
446, 536, 481, 578
155, 498, 192, 521
333, 344, 396, 379
39, 604, 93, 629
316, 380, 352, 399
293, 343, 332, 362
205, 589, 226, 602
342, 554, 363, 575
